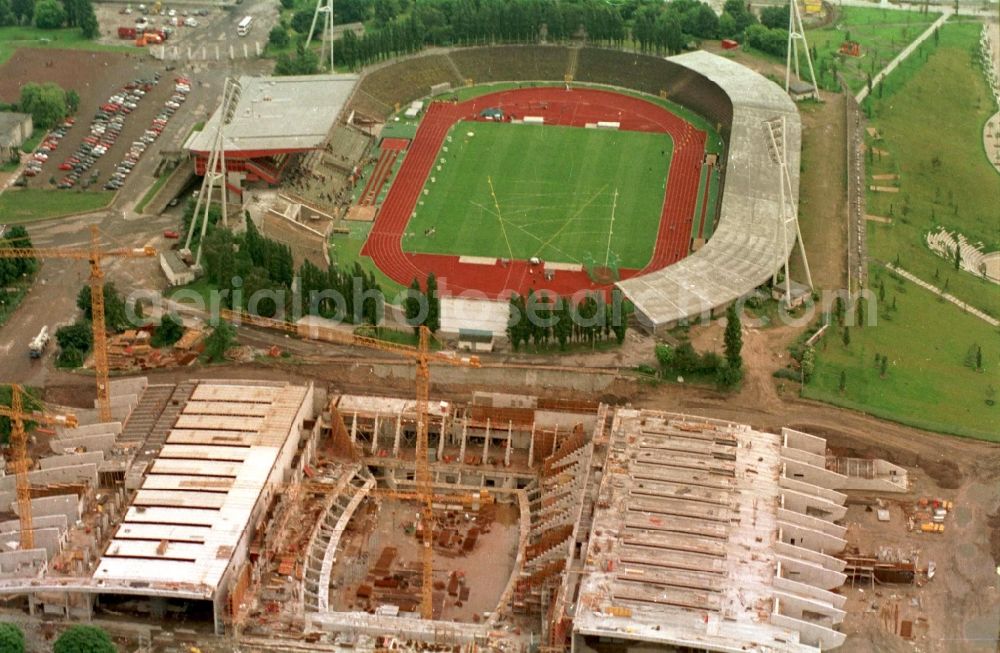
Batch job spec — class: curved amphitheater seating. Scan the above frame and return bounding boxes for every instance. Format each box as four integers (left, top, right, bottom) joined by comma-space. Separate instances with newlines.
346, 47, 798, 333
448, 45, 571, 83
615, 51, 800, 331
347, 53, 464, 120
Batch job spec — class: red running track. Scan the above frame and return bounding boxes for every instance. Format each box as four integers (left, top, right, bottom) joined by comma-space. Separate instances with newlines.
361, 87, 707, 299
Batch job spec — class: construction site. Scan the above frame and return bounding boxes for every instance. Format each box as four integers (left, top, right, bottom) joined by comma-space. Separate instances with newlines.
11, 351, 977, 653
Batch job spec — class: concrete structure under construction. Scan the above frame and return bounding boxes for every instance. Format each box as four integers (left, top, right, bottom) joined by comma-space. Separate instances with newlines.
0, 379, 861, 651
573, 412, 849, 652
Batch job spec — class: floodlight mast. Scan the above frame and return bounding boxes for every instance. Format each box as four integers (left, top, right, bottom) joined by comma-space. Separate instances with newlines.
785, 0, 819, 100
183, 77, 242, 271
305, 0, 335, 72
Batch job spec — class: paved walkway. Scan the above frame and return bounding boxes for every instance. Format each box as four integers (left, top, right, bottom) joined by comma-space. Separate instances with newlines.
855, 12, 951, 104
884, 263, 999, 327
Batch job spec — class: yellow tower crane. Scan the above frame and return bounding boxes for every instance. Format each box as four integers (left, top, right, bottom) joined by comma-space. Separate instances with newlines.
220, 309, 481, 619
0, 225, 156, 422
0, 384, 78, 550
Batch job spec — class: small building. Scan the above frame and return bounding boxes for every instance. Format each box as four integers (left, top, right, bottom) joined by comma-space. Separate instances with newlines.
788, 79, 818, 102
839, 40, 862, 57
0, 111, 33, 162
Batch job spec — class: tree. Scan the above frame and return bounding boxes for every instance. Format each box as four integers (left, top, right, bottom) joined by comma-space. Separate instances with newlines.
716, 361, 743, 389
839, 370, 847, 393
0, 0, 16, 26
800, 346, 815, 383
19, 82, 68, 129
76, 283, 129, 332
0, 623, 25, 653
54, 625, 115, 653
33, 0, 63, 28
953, 243, 961, 270
976, 346, 982, 371
855, 297, 865, 327
203, 321, 236, 362
425, 272, 439, 334
842, 327, 850, 347
269, 25, 290, 49
279, 0, 293, 8
673, 341, 700, 375
760, 4, 788, 29
151, 313, 184, 347
723, 303, 742, 371
78, 0, 98, 38
65, 89, 79, 114
879, 355, 888, 378
291, 8, 316, 35
654, 343, 673, 377
11, 0, 33, 24
56, 321, 92, 353
404, 278, 423, 333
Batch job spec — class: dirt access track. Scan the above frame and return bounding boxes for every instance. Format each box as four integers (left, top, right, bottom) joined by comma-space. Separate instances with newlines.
0, 48, 180, 189
39, 342, 1000, 652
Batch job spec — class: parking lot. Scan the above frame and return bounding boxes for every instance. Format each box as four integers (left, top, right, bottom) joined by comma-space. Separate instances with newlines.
3, 64, 192, 191
94, 2, 225, 48
92, 1, 277, 60
17, 75, 192, 191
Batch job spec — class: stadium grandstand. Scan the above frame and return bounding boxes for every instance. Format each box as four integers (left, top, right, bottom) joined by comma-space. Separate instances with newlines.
614, 51, 801, 332
185, 74, 359, 199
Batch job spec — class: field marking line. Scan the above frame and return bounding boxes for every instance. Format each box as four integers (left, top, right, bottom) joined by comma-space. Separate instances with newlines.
468, 200, 583, 264
487, 176, 515, 261
533, 184, 609, 257
605, 187, 618, 267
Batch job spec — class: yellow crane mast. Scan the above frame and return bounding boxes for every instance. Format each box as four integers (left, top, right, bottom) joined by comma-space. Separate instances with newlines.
220, 309, 480, 619
0, 225, 156, 422
0, 384, 78, 550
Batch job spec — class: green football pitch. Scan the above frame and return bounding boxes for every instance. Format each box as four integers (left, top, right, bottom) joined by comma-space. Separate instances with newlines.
401, 120, 673, 270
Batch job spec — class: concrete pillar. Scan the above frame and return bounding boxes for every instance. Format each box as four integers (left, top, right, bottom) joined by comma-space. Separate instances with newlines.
437, 413, 447, 460
504, 421, 513, 467
371, 414, 380, 454
392, 413, 402, 457
459, 417, 468, 463
528, 423, 536, 467
350, 412, 358, 444
483, 418, 491, 461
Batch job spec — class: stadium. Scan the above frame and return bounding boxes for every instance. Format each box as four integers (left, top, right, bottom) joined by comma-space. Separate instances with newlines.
188, 46, 801, 334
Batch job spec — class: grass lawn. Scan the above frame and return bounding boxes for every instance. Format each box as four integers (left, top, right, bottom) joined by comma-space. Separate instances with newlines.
801, 6, 939, 93
862, 20, 999, 318
330, 222, 406, 296
403, 120, 672, 269
0, 26, 132, 66
806, 264, 1000, 441
0, 188, 114, 223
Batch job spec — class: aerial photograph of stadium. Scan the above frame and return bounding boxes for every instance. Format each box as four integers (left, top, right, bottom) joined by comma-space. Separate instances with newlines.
0, 0, 997, 650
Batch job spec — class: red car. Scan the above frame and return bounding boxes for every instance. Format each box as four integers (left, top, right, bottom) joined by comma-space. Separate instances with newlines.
163, 230, 180, 239
58, 162, 73, 170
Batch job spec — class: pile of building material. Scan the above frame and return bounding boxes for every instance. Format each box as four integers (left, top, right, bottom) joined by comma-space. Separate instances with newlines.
106, 328, 204, 371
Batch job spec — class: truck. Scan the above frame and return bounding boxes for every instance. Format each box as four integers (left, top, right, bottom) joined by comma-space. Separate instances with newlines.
28, 326, 49, 358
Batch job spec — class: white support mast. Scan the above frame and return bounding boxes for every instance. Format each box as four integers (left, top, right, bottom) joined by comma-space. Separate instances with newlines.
785, 0, 819, 100
305, 0, 335, 72
763, 116, 813, 303
182, 77, 242, 273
